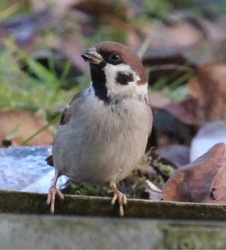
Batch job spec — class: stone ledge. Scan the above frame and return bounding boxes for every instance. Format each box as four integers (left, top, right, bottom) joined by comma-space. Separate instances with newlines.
1, 190, 226, 220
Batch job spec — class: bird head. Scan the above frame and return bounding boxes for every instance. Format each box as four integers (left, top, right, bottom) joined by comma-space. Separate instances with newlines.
81, 41, 148, 103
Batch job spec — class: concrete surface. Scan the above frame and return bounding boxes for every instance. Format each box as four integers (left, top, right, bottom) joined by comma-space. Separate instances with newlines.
1, 215, 226, 249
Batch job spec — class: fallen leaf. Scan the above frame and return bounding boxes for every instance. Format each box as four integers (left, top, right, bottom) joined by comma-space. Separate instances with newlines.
150, 108, 195, 148
143, 54, 194, 87
150, 21, 204, 50
0, 110, 53, 147
209, 166, 226, 202
142, 15, 226, 73
162, 143, 226, 203
53, 39, 89, 75
188, 63, 226, 124
71, 0, 135, 21
29, 0, 75, 14
149, 92, 171, 109
163, 98, 199, 126
0, 10, 53, 49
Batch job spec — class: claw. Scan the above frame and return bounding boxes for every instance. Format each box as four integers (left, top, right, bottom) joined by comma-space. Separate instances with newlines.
110, 182, 127, 216
46, 170, 63, 214
47, 187, 64, 214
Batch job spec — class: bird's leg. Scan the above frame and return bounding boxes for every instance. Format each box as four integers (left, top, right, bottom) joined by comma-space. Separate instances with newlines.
46, 170, 64, 214
110, 182, 127, 216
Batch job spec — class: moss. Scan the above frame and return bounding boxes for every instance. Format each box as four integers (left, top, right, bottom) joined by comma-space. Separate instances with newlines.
1, 190, 226, 220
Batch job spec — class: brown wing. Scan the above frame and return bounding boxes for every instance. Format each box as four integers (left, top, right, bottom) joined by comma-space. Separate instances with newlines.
46, 92, 82, 167
59, 92, 81, 125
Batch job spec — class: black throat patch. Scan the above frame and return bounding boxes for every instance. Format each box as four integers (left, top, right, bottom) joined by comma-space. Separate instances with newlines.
90, 64, 110, 103
116, 71, 134, 85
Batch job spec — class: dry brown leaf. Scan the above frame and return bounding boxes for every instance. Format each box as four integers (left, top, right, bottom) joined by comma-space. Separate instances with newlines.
143, 54, 193, 86
163, 98, 198, 126
151, 107, 195, 149
71, 0, 135, 20
149, 92, 171, 109
162, 143, 226, 203
0, 10, 53, 50
209, 166, 226, 202
143, 16, 226, 68
0, 110, 53, 147
188, 63, 226, 124
55, 39, 89, 74
150, 22, 204, 50
125, 28, 141, 49
29, 0, 76, 14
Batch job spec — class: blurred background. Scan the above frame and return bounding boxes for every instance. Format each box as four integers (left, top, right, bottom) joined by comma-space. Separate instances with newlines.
1, 0, 226, 198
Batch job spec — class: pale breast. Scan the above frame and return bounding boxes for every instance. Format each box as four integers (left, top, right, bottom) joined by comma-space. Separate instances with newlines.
53, 94, 152, 186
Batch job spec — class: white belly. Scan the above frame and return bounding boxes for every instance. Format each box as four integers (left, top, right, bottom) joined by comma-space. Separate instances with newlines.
52, 96, 152, 186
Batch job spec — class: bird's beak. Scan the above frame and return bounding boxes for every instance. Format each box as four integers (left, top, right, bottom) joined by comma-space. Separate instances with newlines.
81, 47, 103, 65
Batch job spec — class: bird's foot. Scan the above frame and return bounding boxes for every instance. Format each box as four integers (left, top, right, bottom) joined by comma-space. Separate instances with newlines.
110, 183, 127, 216
46, 187, 64, 214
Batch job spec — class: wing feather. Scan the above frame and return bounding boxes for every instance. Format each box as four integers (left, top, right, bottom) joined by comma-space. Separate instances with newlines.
46, 92, 82, 166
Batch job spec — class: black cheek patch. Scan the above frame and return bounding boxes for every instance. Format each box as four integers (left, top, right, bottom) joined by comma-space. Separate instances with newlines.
116, 72, 134, 85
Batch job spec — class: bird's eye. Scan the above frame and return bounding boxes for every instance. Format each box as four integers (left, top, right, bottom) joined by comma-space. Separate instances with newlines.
109, 53, 121, 63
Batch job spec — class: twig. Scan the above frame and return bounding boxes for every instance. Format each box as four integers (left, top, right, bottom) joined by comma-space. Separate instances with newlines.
138, 35, 152, 58
146, 180, 162, 193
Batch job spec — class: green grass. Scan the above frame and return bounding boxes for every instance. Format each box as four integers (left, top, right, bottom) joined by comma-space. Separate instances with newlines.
0, 40, 88, 113
0, 40, 90, 144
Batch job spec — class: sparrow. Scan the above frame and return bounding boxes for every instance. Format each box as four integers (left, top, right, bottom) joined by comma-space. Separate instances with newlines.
46, 41, 152, 216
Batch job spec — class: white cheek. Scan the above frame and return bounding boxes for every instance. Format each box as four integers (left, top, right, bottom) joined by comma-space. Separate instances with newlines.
103, 63, 147, 97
